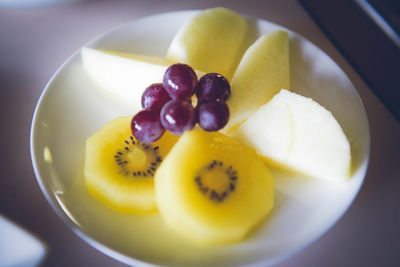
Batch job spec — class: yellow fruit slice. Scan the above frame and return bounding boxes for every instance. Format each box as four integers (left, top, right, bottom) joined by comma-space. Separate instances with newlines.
155, 130, 274, 245
166, 7, 248, 80
81, 48, 204, 112
81, 48, 173, 112
225, 31, 290, 132
230, 89, 351, 181
84, 116, 179, 213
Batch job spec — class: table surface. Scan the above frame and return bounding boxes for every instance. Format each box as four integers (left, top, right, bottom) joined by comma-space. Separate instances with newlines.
1, 0, 399, 266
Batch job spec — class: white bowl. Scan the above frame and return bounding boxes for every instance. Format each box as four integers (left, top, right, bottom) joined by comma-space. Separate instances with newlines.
30, 10, 370, 267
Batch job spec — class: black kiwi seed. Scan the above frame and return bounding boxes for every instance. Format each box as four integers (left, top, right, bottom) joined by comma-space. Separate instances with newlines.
230, 183, 235, 192
114, 137, 162, 179
194, 160, 238, 203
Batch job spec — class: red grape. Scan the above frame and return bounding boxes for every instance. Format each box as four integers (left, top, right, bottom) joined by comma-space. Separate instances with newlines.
160, 100, 196, 135
141, 83, 171, 112
131, 110, 165, 143
163, 63, 198, 100
196, 99, 230, 131
196, 73, 230, 101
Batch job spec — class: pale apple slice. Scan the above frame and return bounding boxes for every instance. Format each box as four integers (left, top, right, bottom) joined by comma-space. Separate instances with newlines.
166, 7, 248, 80
81, 48, 173, 112
225, 31, 290, 132
230, 89, 351, 181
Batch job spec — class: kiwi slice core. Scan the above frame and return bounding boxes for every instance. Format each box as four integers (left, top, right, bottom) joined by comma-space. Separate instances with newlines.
194, 160, 238, 203
113, 136, 162, 178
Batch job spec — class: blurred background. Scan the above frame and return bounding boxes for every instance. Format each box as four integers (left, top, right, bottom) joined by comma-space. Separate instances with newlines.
0, 0, 399, 266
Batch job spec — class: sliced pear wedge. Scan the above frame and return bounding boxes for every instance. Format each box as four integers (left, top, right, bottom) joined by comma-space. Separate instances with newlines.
230, 89, 351, 182
225, 31, 290, 132
166, 7, 248, 80
81, 48, 203, 112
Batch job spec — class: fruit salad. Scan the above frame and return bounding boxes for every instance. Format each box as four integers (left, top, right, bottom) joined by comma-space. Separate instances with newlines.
81, 7, 351, 245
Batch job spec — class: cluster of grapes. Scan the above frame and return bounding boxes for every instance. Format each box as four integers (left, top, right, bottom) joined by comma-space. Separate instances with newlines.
131, 63, 231, 143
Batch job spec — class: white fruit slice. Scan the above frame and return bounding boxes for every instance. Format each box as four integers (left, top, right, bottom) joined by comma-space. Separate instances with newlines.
81, 48, 173, 112
166, 7, 248, 80
230, 89, 351, 181
225, 31, 290, 132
